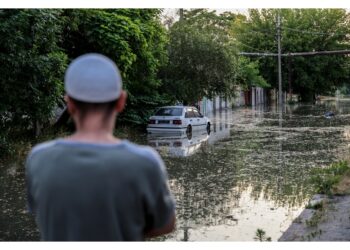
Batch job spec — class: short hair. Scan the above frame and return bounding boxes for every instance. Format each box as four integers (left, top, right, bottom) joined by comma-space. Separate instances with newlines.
70, 97, 118, 122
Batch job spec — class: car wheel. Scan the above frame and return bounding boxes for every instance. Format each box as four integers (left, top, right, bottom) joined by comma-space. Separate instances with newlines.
186, 125, 192, 134
206, 122, 211, 134
186, 130, 192, 140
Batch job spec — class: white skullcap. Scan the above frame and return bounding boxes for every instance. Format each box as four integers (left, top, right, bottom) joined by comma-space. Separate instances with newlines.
64, 53, 122, 103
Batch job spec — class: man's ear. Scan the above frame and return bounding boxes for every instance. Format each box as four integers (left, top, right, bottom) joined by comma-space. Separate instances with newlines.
115, 90, 127, 113
65, 95, 76, 116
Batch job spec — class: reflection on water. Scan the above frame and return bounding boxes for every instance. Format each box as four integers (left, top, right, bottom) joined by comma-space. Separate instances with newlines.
2, 100, 350, 241
157, 100, 350, 241
0, 158, 40, 240
147, 131, 210, 157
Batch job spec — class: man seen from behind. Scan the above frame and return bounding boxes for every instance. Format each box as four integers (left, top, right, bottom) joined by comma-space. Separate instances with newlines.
25, 53, 176, 241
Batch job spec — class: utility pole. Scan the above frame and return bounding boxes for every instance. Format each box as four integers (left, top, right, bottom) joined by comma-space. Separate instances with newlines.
179, 8, 184, 21
277, 12, 283, 107
288, 55, 292, 102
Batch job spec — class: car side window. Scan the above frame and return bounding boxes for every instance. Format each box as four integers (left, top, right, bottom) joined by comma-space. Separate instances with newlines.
196, 109, 204, 118
193, 109, 201, 118
185, 108, 194, 118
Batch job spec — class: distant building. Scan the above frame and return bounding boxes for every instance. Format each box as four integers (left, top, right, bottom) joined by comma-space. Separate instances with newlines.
197, 86, 269, 115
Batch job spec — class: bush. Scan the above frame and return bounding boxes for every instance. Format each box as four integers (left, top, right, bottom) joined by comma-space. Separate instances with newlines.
0, 10, 68, 134
0, 134, 10, 157
310, 161, 350, 195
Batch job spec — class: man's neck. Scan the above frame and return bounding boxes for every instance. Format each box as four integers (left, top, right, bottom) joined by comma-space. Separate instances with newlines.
68, 130, 119, 144
67, 115, 119, 144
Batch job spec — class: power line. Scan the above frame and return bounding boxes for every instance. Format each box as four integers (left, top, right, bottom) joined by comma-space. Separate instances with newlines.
234, 25, 348, 37
239, 52, 278, 57
283, 27, 349, 36
284, 50, 350, 57
234, 29, 275, 37
238, 49, 350, 57
234, 40, 275, 54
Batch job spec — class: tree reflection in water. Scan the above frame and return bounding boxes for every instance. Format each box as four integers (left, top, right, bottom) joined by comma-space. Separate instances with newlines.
157, 101, 350, 241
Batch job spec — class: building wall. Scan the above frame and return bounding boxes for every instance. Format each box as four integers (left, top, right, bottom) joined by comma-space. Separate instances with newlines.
198, 87, 269, 115
251, 87, 266, 106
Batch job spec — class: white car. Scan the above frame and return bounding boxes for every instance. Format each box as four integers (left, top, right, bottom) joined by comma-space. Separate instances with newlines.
147, 130, 209, 157
146, 106, 211, 134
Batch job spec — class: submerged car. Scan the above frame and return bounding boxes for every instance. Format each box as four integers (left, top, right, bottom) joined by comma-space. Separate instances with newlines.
146, 106, 210, 134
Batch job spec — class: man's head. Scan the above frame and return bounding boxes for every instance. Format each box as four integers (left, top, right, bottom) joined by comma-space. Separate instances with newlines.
64, 53, 127, 126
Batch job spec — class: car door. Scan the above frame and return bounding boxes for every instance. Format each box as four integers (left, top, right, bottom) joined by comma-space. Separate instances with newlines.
185, 108, 195, 127
193, 108, 205, 126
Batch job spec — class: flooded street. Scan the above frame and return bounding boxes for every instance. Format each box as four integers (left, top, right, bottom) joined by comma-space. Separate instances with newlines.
151, 99, 350, 241
1, 99, 350, 241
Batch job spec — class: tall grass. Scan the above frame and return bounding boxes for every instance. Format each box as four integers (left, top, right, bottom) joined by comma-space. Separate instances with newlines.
310, 161, 350, 195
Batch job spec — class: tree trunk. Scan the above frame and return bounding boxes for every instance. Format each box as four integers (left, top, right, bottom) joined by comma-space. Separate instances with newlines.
34, 119, 41, 137
299, 89, 315, 103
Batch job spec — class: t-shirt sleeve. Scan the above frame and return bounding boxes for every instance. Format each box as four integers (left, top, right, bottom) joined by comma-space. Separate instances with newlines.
143, 148, 176, 231
24, 140, 56, 214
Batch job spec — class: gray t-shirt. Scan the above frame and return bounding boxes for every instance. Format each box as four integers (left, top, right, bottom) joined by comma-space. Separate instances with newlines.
25, 139, 175, 241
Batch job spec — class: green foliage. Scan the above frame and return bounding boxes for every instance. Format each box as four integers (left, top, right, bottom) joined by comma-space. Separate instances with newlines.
0, 9, 170, 131
162, 9, 241, 104
236, 57, 269, 90
0, 9, 68, 132
305, 209, 324, 228
3, 8, 349, 133
337, 84, 350, 96
122, 92, 173, 124
254, 228, 272, 241
304, 229, 323, 240
61, 9, 169, 124
233, 9, 350, 102
305, 202, 323, 210
162, 9, 269, 104
0, 133, 12, 157
310, 161, 350, 195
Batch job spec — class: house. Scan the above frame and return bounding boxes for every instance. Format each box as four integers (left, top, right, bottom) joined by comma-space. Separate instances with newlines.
197, 86, 269, 115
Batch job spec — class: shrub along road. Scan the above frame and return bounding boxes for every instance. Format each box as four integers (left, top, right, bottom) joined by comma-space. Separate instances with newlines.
279, 163, 350, 241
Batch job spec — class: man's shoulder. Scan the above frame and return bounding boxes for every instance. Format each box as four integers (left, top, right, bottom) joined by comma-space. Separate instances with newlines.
28, 139, 59, 160
123, 141, 163, 167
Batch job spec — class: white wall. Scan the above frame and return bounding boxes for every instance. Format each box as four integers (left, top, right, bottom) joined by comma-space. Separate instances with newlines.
198, 86, 268, 115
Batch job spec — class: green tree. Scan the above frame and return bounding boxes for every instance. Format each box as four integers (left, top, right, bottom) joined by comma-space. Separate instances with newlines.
61, 9, 170, 124
236, 57, 269, 90
0, 9, 68, 135
162, 9, 269, 104
254, 228, 272, 241
233, 9, 350, 102
161, 9, 240, 104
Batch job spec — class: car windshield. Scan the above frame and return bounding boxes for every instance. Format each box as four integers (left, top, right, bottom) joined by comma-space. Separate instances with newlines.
155, 108, 182, 116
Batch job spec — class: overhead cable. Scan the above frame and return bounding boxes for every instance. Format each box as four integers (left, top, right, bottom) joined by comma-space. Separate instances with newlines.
235, 40, 275, 54
283, 27, 348, 36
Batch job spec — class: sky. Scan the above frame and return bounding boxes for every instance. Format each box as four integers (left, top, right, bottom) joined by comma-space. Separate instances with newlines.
2, 0, 350, 8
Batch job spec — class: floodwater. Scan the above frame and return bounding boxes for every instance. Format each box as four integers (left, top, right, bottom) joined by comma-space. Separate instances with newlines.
153, 99, 350, 241
1, 99, 350, 241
